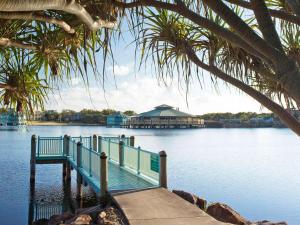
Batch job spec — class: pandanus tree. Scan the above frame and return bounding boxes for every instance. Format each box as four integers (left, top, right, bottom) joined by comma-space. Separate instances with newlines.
0, 49, 48, 113
1, 0, 300, 135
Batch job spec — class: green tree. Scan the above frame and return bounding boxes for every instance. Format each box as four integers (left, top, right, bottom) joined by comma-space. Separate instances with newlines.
1, 1, 300, 134
101, 109, 116, 116
123, 110, 136, 116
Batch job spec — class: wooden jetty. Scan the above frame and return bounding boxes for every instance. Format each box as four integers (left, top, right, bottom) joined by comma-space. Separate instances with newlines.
29, 134, 223, 225
29, 134, 166, 223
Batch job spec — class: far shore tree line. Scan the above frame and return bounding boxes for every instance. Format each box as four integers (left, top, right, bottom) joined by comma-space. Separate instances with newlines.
28, 109, 136, 125
8, 107, 291, 127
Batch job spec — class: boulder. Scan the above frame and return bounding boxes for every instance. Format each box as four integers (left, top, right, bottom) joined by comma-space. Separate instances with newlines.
172, 190, 207, 210
96, 207, 124, 225
75, 215, 93, 225
251, 220, 287, 225
48, 212, 74, 225
72, 214, 92, 225
206, 202, 249, 225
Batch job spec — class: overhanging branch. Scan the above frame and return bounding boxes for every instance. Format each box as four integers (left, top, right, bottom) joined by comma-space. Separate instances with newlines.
0, 12, 75, 33
184, 45, 300, 135
225, 0, 300, 25
0, 38, 37, 50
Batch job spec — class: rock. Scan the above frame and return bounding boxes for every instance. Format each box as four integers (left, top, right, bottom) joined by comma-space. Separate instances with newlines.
75, 205, 104, 221
96, 207, 125, 225
99, 211, 106, 219
72, 214, 92, 225
251, 220, 287, 225
172, 190, 207, 210
206, 202, 249, 225
48, 212, 74, 225
33, 218, 49, 225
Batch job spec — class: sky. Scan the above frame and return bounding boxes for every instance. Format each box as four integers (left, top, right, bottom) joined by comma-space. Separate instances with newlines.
45, 30, 268, 115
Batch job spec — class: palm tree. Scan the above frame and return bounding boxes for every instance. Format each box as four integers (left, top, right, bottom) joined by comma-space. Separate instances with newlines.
0, 49, 48, 113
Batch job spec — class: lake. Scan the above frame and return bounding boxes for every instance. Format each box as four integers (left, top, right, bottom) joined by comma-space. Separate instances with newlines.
0, 126, 299, 225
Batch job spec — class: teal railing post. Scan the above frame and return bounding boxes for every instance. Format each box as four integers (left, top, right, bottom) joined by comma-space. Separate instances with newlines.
89, 146, 92, 177
37, 136, 40, 157
108, 139, 111, 160
98, 136, 102, 153
79, 136, 82, 143
137, 146, 141, 175
89, 136, 92, 149
159, 151, 167, 188
72, 140, 75, 161
76, 142, 83, 199
60, 136, 63, 155
119, 141, 124, 167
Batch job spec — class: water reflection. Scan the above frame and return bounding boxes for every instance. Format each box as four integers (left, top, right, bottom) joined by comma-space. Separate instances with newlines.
28, 164, 98, 225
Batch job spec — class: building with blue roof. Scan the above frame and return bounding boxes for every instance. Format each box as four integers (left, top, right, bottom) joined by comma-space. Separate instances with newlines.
107, 112, 130, 127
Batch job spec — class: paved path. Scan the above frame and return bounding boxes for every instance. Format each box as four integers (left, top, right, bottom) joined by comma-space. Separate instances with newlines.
112, 188, 226, 225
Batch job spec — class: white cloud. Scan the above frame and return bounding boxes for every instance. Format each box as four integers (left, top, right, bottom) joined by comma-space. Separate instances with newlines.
110, 65, 131, 76
46, 74, 268, 114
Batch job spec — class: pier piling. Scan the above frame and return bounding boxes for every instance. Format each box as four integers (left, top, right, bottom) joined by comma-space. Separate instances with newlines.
93, 134, 97, 151
30, 135, 36, 184
66, 136, 71, 181
119, 141, 124, 167
76, 142, 83, 199
100, 152, 108, 198
159, 150, 167, 188
130, 136, 135, 147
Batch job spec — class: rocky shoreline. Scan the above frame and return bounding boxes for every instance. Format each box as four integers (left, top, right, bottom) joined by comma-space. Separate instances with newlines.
33, 204, 128, 225
33, 190, 287, 225
172, 190, 287, 225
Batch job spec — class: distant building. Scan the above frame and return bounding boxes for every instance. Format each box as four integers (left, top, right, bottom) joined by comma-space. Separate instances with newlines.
107, 112, 130, 127
0, 109, 26, 129
125, 104, 204, 129
30, 111, 45, 121
61, 112, 81, 122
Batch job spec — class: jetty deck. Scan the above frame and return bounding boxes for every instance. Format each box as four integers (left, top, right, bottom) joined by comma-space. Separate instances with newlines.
113, 188, 225, 225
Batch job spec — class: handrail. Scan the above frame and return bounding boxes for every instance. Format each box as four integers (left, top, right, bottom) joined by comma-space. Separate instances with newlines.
35, 135, 161, 184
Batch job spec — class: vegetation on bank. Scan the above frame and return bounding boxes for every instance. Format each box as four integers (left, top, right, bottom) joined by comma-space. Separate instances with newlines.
19, 107, 288, 128
27, 109, 137, 125
198, 112, 274, 121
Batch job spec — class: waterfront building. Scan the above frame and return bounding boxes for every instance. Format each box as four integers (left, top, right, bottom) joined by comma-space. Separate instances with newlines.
61, 112, 81, 122
125, 104, 204, 128
107, 112, 130, 127
0, 109, 26, 130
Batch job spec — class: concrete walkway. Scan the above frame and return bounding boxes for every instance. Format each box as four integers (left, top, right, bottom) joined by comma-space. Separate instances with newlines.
112, 188, 226, 225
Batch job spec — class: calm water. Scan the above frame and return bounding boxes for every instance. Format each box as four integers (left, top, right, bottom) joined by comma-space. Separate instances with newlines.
0, 126, 299, 225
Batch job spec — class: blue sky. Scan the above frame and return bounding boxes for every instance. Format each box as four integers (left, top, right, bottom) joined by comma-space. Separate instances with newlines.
46, 30, 267, 115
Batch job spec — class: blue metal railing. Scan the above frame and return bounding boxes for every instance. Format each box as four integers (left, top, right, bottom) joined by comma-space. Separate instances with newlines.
36, 135, 160, 184
37, 136, 63, 157
72, 136, 92, 149
100, 139, 160, 183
